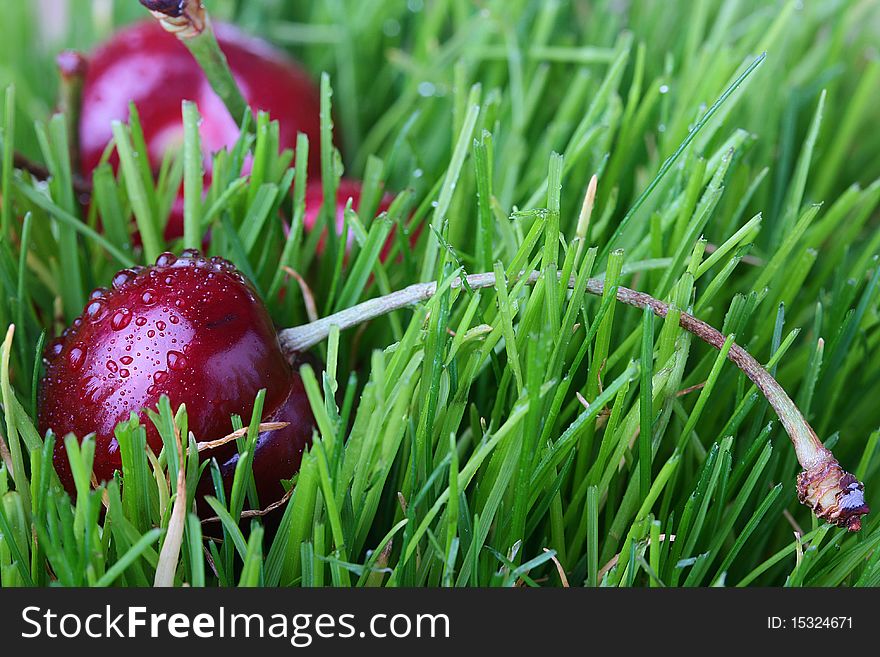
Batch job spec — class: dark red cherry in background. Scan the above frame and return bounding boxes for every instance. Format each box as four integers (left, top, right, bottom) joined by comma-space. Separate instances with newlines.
78, 20, 322, 239
38, 250, 314, 504
304, 178, 417, 260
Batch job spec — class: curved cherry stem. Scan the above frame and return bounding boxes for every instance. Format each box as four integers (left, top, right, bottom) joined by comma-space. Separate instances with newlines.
278, 270, 869, 531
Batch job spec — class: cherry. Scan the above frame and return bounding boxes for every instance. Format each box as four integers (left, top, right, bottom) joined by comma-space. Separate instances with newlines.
303, 179, 409, 260
78, 20, 322, 239
38, 250, 314, 504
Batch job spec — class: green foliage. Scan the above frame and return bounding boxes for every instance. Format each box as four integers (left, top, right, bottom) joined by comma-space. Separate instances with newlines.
1, 0, 880, 587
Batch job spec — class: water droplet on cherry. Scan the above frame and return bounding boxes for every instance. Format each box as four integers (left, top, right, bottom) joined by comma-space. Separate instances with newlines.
112, 269, 139, 289
167, 350, 188, 371
110, 309, 132, 331
156, 252, 177, 267
47, 339, 64, 360
67, 346, 86, 370
86, 299, 108, 323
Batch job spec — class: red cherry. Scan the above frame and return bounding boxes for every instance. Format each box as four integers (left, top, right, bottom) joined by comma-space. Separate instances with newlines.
78, 20, 322, 239
39, 250, 314, 504
304, 179, 413, 260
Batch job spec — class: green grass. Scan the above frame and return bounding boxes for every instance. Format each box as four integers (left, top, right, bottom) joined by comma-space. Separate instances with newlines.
1, 0, 880, 587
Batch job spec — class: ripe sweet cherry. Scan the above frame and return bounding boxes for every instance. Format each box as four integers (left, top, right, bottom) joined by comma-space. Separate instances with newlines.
39, 250, 314, 503
78, 20, 321, 238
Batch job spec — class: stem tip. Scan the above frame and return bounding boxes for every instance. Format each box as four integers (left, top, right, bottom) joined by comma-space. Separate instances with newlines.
797, 459, 869, 531
140, 0, 205, 38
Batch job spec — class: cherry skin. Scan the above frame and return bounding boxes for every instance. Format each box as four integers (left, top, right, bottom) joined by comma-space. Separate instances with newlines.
78, 20, 322, 239
39, 250, 314, 504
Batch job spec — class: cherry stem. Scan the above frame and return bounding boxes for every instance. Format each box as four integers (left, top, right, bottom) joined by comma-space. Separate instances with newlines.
139, 0, 249, 126
55, 50, 88, 176
13, 151, 91, 197
278, 270, 869, 530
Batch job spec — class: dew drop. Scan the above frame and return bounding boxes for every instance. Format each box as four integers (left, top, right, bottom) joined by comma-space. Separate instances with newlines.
141, 290, 157, 306
110, 309, 132, 331
112, 269, 139, 289
156, 252, 177, 267
154, 370, 168, 384
86, 300, 108, 323
135, 317, 147, 327
120, 369, 130, 378
167, 351, 188, 371
169, 315, 179, 324
156, 320, 166, 331
47, 339, 64, 360
147, 330, 156, 338
67, 346, 86, 370
120, 355, 133, 365
106, 359, 118, 373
